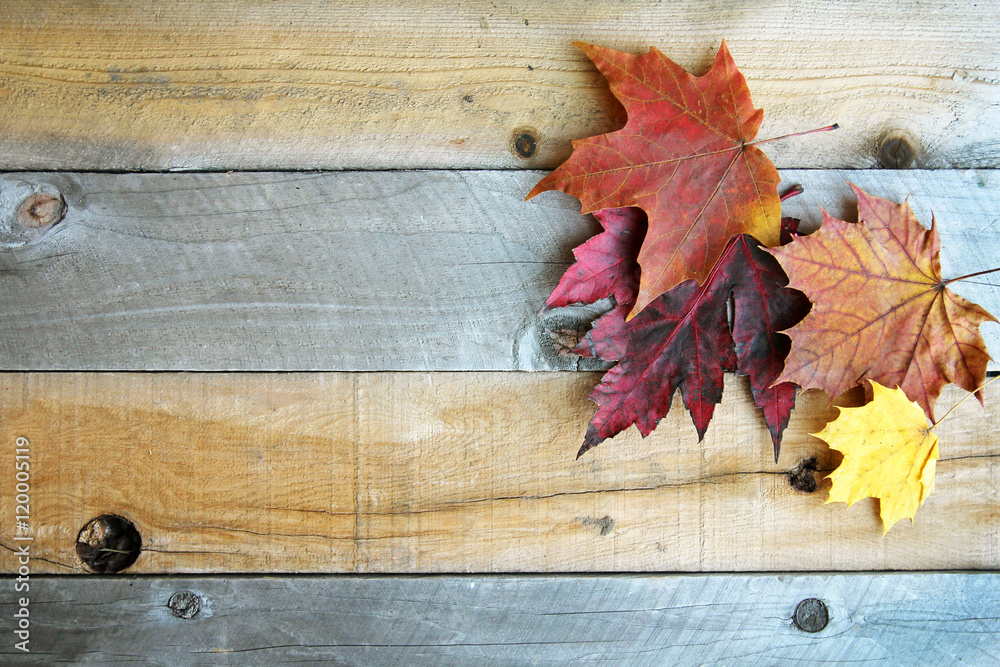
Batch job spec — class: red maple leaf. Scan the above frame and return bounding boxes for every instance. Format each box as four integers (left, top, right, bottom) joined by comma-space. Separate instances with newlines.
575, 234, 809, 460
544, 208, 645, 310
527, 41, 781, 318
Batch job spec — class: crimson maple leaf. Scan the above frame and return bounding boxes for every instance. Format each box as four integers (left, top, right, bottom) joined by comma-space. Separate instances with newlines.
575, 234, 809, 459
544, 207, 645, 311
527, 41, 781, 318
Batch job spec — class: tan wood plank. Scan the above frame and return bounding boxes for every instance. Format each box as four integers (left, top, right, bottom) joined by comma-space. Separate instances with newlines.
1, 169, 997, 371
2, 0, 998, 171
2, 574, 998, 663
1, 372, 997, 574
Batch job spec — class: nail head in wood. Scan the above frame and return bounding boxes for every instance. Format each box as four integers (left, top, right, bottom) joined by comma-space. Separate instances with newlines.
76, 514, 143, 573
16, 192, 66, 229
793, 598, 829, 633
167, 591, 203, 619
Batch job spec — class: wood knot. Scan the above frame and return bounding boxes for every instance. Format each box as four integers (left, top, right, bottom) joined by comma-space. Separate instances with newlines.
17, 193, 66, 229
76, 514, 142, 573
511, 127, 538, 159
793, 598, 829, 633
878, 133, 917, 169
786, 457, 819, 493
547, 326, 587, 357
1, 181, 67, 248
580, 515, 615, 536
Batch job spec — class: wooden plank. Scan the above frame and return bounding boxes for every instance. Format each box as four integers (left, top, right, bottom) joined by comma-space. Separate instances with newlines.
1, 169, 997, 371
0, 170, 599, 371
2, 0, 999, 171
1, 573, 998, 663
1, 373, 997, 574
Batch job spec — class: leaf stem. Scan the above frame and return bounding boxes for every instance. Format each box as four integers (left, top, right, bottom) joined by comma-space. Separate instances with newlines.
780, 184, 804, 202
748, 123, 840, 148
929, 375, 999, 430
942, 266, 1000, 286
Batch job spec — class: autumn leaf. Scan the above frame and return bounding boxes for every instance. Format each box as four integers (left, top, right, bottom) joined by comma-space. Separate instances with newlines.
544, 207, 645, 311
769, 185, 997, 421
576, 234, 809, 459
780, 213, 802, 246
545, 210, 802, 319
527, 41, 781, 318
814, 381, 939, 533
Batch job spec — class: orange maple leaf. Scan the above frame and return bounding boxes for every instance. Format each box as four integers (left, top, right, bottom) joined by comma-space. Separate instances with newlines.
527, 41, 781, 318
815, 381, 939, 533
769, 185, 997, 420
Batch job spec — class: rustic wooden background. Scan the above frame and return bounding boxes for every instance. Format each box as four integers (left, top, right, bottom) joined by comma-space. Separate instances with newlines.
1, 0, 999, 662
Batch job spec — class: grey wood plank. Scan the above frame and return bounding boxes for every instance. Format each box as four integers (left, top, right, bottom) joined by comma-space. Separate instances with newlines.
0, 170, 997, 371
0, 573, 997, 665
0, 171, 600, 371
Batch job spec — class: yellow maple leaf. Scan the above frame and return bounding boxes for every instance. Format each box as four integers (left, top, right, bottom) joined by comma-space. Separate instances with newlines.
813, 381, 939, 533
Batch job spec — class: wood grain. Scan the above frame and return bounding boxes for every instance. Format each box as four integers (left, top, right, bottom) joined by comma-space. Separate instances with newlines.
2, 573, 998, 664
1, 169, 997, 371
1, 373, 997, 574
2, 1, 999, 171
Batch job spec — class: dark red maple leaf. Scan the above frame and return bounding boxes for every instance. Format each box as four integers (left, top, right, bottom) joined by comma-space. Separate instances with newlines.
575, 234, 809, 460
780, 216, 801, 246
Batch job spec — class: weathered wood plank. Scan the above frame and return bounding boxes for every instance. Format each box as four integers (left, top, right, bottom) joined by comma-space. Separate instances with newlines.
1, 373, 997, 574
2, 0, 999, 171
0, 170, 598, 371
1, 169, 997, 370
1, 573, 997, 664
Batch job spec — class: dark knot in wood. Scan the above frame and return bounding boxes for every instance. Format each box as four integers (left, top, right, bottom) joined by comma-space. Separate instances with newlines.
878, 134, 916, 169
512, 128, 538, 159
76, 514, 143, 573
167, 590, 203, 619
786, 457, 819, 493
